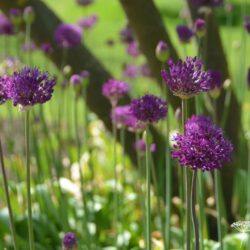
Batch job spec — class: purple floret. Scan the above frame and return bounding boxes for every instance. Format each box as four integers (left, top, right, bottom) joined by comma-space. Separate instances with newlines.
171, 115, 233, 171
54, 23, 82, 48
161, 57, 212, 99
176, 25, 194, 43
7, 67, 56, 108
63, 232, 77, 250
102, 79, 129, 106
0, 14, 14, 35
130, 94, 167, 124
0, 75, 11, 104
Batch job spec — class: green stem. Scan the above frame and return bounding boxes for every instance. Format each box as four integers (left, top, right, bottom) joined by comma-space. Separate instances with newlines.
74, 95, 91, 248
214, 170, 223, 250
191, 171, 199, 250
112, 105, 118, 247
0, 139, 19, 250
25, 110, 35, 250
182, 99, 191, 250
25, 23, 32, 65
145, 126, 151, 250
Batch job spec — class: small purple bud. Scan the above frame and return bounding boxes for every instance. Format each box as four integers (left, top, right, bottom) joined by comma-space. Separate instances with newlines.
23, 6, 35, 24
194, 18, 206, 37
41, 42, 53, 54
176, 25, 194, 43
63, 232, 77, 250
155, 40, 169, 62
70, 74, 82, 86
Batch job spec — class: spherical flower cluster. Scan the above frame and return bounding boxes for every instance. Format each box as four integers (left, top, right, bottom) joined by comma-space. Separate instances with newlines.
134, 139, 156, 154
7, 67, 56, 109
102, 79, 129, 106
70, 74, 82, 86
78, 15, 98, 30
41, 42, 53, 54
155, 40, 169, 62
62, 232, 77, 250
0, 75, 11, 104
130, 94, 168, 124
161, 57, 212, 99
194, 19, 206, 37
127, 41, 140, 57
76, 0, 93, 6
54, 23, 82, 48
123, 65, 138, 79
171, 115, 233, 171
0, 14, 14, 35
176, 25, 194, 43
192, 0, 223, 7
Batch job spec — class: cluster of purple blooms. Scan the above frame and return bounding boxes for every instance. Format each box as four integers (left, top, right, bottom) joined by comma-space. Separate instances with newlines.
0, 67, 56, 109
0, 14, 14, 35
172, 115, 233, 171
63, 232, 77, 250
54, 23, 82, 48
161, 57, 212, 99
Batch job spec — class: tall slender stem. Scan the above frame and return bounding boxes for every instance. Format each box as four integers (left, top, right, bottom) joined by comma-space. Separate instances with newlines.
214, 170, 223, 250
191, 171, 199, 250
112, 105, 118, 246
145, 126, 151, 250
0, 139, 19, 250
25, 110, 35, 250
182, 99, 191, 250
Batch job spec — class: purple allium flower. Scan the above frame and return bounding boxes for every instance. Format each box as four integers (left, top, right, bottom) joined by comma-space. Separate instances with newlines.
247, 68, 250, 88
134, 139, 156, 153
41, 42, 53, 54
176, 25, 194, 43
155, 40, 169, 62
120, 27, 134, 43
9, 8, 22, 25
140, 64, 153, 78
7, 67, 56, 108
63, 232, 77, 250
54, 23, 82, 48
130, 94, 168, 124
21, 41, 36, 53
244, 17, 250, 33
123, 65, 138, 79
23, 6, 35, 24
192, 0, 223, 7
161, 57, 212, 99
78, 15, 98, 30
102, 79, 129, 106
0, 75, 11, 104
0, 14, 14, 35
111, 105, 131, 127
171, 115, 233, 171
127, 41, 140, 57
70, 74, 82, 86
209, 70, 223, 90
194, 18, 206, 37
76, 0, 93, 6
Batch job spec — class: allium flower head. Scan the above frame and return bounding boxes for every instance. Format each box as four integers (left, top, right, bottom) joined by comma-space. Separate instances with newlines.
111, 105, 131, 128
123, 65, 138, 79
0, 14, 14, 35
0, 75, 11, 104
209, 70, 223, 91
192, 0, 223, 7
41, 42, 53, 54
171, 115, 233, 171
70, 74, 82, 86
127, 41, 140, 57
130, 94, 168, 124
120, 27, 134, 43
63, 232, 77, 250
78, 15, 98, 30
194, 18, 206, 37
176, 25, 194, 43
76, 0, 93, 6
244, 17, 250, 33
7, 67, 56, 109
134, 139, 156, 153
155, 40, 169, 62
161, 57, 212, 99
23, 6, 35, 24
9, 8, 22, 25
54, 23, 82, 48
102, 79, 129, 106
